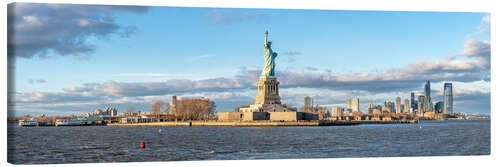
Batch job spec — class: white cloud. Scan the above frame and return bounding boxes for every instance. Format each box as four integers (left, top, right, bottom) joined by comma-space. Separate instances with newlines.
457, 39, 490, 69
468, 14, 490, 37
8, 3, 148, 58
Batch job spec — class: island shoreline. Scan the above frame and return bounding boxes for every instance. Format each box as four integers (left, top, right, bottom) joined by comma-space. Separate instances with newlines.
107, 120, 419, 127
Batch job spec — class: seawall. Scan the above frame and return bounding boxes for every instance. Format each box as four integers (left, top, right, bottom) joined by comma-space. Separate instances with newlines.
107, 120, 418, 127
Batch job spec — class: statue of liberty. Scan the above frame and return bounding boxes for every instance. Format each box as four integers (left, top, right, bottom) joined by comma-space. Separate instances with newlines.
261, 29, 278, 78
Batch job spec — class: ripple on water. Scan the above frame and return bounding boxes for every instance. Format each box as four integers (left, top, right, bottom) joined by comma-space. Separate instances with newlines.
6, 120, 491, 164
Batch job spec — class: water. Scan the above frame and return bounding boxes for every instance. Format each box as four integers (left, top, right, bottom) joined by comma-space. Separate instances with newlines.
7, 120, 490, 164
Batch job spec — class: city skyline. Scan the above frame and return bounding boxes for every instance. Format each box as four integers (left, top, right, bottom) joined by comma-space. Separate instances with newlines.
7, 3, 491, 116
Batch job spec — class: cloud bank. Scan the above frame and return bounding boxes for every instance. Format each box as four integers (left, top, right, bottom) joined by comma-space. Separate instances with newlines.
7, 3, 148, 58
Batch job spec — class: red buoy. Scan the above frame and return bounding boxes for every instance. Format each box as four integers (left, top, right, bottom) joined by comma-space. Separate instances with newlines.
140, 140, 146, 149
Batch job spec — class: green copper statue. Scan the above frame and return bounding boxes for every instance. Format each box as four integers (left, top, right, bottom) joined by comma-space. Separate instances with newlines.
261, 29, 278, 78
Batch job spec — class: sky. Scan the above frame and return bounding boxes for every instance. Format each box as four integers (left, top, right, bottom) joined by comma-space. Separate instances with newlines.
7, 3, 491, 116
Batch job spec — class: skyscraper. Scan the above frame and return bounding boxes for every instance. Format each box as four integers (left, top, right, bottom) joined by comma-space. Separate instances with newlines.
443, 83, 453, 114
331, 106, 344, 117
425, 80, 431, 100
404, 99, 410, 114
347, 98, 359, 113
424, 80, 432, 112
368, 103, 375, 114
304, 96, 313, 108
382, 101, 394, 113
411, 92, 415, 111
354, 99, 359, 113
418, 95, 425, 116
396, 97, 401, 114
169, 95, 178, 114
347, 99, 352, 112
390, 101, 395, 113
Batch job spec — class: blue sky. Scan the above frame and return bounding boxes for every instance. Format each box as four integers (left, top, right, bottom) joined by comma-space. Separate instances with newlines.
7, 3, 491, 116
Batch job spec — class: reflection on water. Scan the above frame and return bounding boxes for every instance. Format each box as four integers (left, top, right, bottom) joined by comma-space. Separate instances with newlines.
7, 120, 490, 164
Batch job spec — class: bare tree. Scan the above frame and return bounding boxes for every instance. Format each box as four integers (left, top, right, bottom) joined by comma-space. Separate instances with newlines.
174, 98, 215, 120
152, 101, 165, 114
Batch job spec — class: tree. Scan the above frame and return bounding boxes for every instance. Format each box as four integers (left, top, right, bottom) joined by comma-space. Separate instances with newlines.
151, 101, 166, 114
174, 98, 215, 120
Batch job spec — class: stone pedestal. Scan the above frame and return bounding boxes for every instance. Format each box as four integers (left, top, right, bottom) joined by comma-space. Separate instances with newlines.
254, 77, 281, 105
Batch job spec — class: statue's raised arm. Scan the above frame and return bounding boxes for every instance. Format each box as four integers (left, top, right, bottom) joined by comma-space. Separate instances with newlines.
264, 29, 268, 47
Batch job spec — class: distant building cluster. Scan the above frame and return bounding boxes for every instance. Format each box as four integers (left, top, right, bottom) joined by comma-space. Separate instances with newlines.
85, 107, 117, 120
303, 80, 454, 120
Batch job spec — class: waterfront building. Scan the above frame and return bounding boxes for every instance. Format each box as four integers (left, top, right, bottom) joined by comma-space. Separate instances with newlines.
347, 98, 359, 113
343, 110, 351, 116
124, 111, 139, 117
372, 108, 382, 115
388, 101, 395, 113
382, 102, 388, 113
411, 92, 416, 110
425, 80, 431, 100
368, 104, 375, 114
331, 106, 344, 117
396, 97, 401, 114
404, 99, 410, 114
303, 96, 314, 112
317, 107, 328, 120
304, 96, 313, 108
435, 101, 444, 113
443, 83, 453, 114
346, 99, 352, 112
95, 109, 102, 115
382, 101, 393, 113
88, 107, 117, 120
105, 107, 117, 117
391, 102, 395, 113
417, 95, 425, 116
424, 80, 433, 112
169, 95, 178, 114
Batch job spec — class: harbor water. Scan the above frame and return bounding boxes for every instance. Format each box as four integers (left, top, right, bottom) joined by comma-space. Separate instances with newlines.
7, 120, 490, 164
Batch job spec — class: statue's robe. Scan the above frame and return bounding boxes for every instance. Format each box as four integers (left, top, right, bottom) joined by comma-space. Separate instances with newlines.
261, 43, 277, 78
